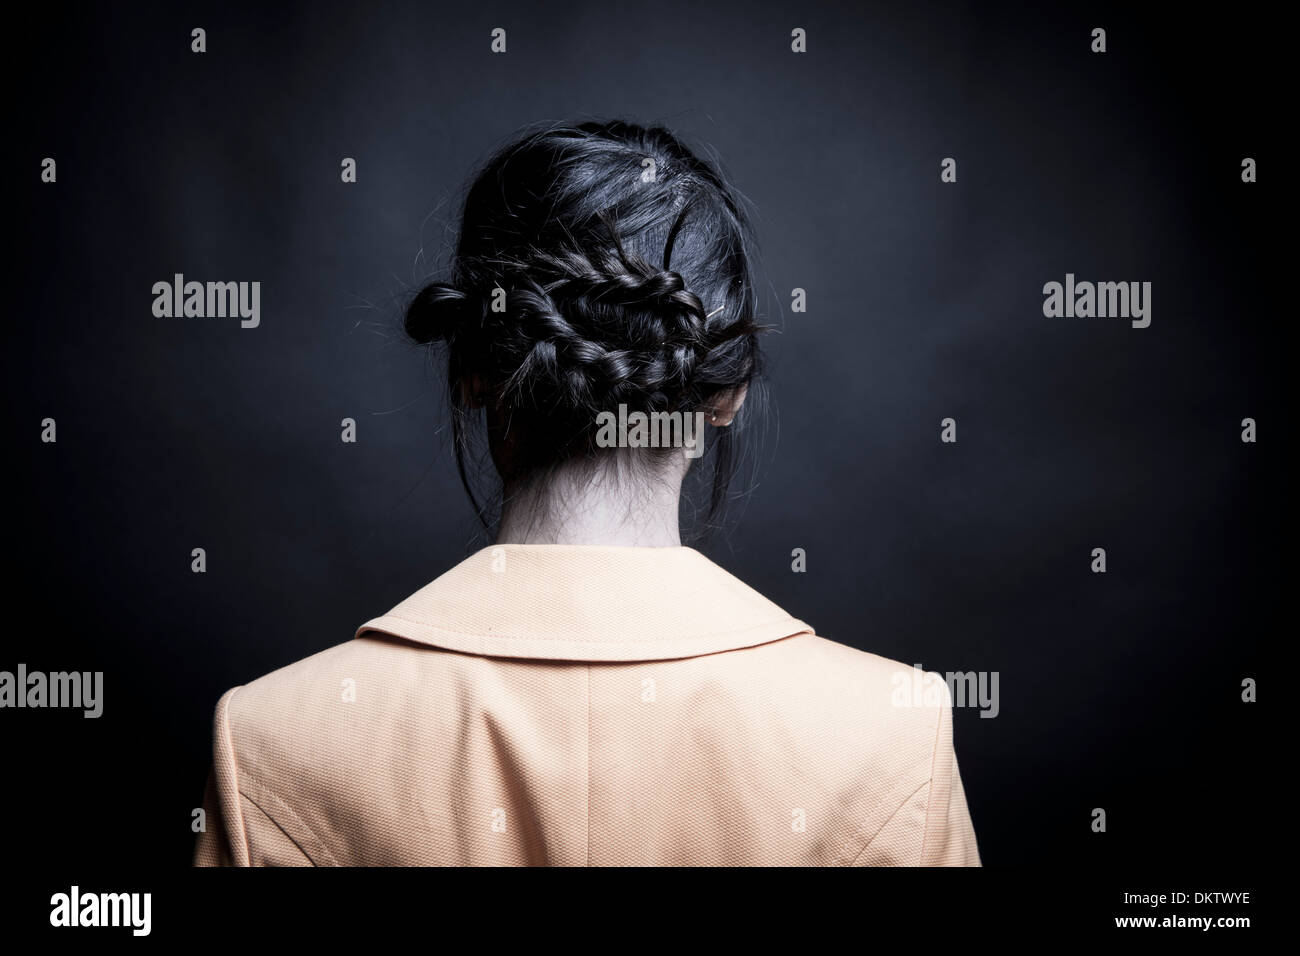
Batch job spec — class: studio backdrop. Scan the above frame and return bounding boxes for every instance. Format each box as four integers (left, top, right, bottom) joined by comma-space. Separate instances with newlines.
8, 0, 1277, 872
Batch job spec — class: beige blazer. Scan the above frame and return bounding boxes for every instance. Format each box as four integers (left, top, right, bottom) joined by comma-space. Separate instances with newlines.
194, 545, 980, 866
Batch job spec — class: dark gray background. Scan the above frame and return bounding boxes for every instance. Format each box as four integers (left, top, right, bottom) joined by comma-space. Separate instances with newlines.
9, 0, 1278, 869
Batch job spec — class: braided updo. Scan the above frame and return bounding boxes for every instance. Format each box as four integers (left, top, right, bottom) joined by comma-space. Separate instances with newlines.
407, 120, 766, 527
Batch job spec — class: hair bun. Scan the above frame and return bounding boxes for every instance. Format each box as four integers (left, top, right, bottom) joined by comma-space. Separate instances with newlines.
405, 282, 474, 344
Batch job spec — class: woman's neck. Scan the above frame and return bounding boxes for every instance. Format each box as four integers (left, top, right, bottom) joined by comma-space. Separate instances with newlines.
495, 460, 686, 547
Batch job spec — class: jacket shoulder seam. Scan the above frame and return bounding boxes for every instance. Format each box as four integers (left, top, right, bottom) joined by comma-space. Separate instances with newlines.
238, 782, 333, 866
215, 686, 252, 866
847, 777, 930, 865
918, 695, 949, 864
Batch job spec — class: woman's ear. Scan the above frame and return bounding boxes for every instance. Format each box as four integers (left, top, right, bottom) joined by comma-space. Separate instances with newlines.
707, 383, 749, 427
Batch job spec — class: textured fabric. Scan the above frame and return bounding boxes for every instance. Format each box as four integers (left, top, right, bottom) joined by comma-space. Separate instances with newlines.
194, 544, 981, 866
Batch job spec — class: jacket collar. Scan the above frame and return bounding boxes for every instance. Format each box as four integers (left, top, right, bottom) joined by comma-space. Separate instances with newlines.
354, 544, 813, 662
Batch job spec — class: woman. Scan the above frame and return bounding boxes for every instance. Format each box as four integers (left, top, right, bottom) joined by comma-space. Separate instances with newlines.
194, 120, 980, 866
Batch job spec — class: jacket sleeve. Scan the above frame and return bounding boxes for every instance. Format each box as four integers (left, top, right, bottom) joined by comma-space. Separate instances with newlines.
919, 691, 982, 866
193, 687, 249, 867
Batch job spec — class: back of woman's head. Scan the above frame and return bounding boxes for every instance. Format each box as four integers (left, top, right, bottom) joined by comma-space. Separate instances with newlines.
406, 119, 766, 532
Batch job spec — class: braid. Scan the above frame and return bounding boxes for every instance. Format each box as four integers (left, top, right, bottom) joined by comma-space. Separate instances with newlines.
478, 243, 712, 408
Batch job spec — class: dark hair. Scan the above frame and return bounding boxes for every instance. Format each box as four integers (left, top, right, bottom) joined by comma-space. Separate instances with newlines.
406, 119, 767, 533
